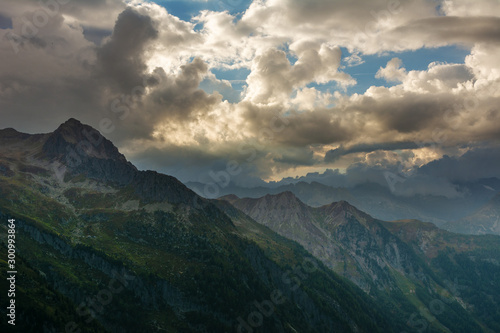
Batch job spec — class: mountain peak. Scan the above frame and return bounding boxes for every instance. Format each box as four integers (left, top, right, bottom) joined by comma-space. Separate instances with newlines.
43, 118, 126, 161
275, 190, 296, 198
52, 118, 96, 144
321, 199, 355, 211
0, 127, 21, 135
42, 118, 137, 185
336, 200, 354, 209
218, 194, 240, 203
62, 117, 83, 126
261, 191, 307, 206
268, 190, 297, 200
56, 118, 85, 135
319, 199, 374, 226
0, 127, 31, 140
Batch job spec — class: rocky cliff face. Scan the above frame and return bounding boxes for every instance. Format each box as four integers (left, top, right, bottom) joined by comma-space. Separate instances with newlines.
222, 191, 500, 332
39, 118, 199, 205
232, 192, 328, 246
42, 118, 137, 185
225, 193, 429, 292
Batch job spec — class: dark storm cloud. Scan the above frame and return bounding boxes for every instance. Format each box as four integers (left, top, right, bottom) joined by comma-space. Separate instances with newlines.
82, 27, 112, 45
96, 7, 158, 92
343, 92, 461, 137
380, 100, 445, 133
105, 56, 221, 144
273, 148, 316, 166
146, 58, 219, 120
241, 102, 353, 147
0, 3, 211, 139
418, 145, 500, 182
130, 144, 268, 188
325, 141, 419, 162
272, 157, 401, 188
345, 161, 464, 198
280, 112, 352, 146
272, 152, 468, 198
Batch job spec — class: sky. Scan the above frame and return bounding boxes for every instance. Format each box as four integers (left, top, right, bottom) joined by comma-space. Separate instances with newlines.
1, 0, 500, 197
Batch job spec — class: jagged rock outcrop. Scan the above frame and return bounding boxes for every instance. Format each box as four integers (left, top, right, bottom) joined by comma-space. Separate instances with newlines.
39, 118, 198, 204
42, 118, 137, 185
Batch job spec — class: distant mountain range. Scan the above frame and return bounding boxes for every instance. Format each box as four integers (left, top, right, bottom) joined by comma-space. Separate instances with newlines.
219, 191, 500, 332
1, 119, 499, 332
187, 178, 500, 232
444, 192, 500, 235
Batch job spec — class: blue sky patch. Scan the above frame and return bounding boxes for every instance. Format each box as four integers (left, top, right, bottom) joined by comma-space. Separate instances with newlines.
0, 13, 13, 29
343, 45, 471, 95
153, 0, 253, 21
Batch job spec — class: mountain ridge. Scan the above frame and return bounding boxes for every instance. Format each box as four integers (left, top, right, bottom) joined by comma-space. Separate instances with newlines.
220, 190, 500, 332
188, 178, 499, 230
0, 119, 404, 332
221, 191, 426, 289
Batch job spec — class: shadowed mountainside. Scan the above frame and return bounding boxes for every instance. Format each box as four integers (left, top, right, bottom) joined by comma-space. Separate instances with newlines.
220, 192, 500, 332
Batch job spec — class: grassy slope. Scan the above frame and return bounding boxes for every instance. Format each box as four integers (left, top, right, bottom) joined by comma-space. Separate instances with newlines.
383, 219, 500, 332
0, 164, 399, 332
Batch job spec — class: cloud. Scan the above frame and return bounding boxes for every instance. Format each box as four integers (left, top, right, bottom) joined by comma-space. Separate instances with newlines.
389, 16, 500, 48
376, 58, 406, 82
239, 0, 437, 54
145, 57, 220, 120
441, 0, 500, 17
291, 87, 334, 111
401, 62, 474, 93
275, 168, 349, 187
243, 45, 353, 105
128, 140, 271, 188
466, 43, 500, 81
0, 0, 499, 193
96, 7, 158, 92
0, 0, 125, 31
325, 141, 419, 162
418, 146, 500, 182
